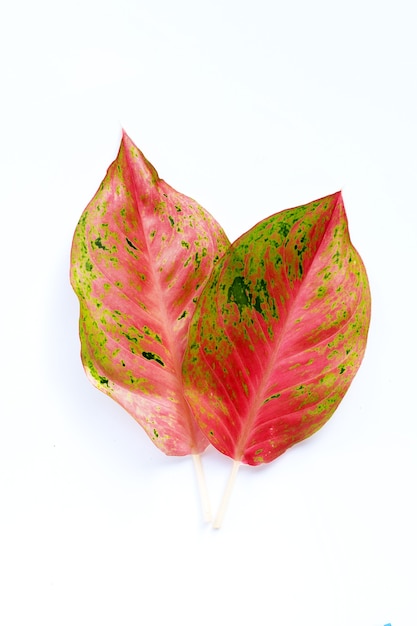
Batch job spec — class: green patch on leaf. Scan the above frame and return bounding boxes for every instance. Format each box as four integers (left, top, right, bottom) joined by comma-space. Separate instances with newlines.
227, 276, 251, 312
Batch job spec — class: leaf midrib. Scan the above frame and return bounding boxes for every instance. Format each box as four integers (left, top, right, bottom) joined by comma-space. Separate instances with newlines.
124, 142, 202, 448
235, 206, 337, 460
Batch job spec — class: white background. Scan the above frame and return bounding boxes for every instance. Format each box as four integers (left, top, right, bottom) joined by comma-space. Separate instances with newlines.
1, 1, 415, 625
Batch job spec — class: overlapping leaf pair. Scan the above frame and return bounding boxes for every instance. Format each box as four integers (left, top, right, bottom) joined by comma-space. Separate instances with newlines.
70, 132, 371, 526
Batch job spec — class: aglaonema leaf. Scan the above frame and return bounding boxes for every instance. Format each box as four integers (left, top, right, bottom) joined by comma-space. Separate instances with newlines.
71, 131, 230, 456
182, 192, 371, 465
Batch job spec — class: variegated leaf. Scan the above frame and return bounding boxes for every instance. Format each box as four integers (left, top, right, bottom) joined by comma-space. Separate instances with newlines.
71, 132, 230, 455
182, 192, 371, 465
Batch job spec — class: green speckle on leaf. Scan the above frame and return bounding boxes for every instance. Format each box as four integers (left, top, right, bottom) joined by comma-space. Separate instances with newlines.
253, 295, 262, 314
125, 334, 137, 343
277, 222, 291, 238
143, 326, 162, 343
142, 351, 165, 367
264, 393, 281, 403
126, 237, 138, 250
194, 252, 201, 270
274, 253, 283, 267
93, 236, 107, 250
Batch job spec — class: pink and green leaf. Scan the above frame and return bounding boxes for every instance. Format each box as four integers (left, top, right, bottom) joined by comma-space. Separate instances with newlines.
70, 132, 230, 456
182, 192, 371, 465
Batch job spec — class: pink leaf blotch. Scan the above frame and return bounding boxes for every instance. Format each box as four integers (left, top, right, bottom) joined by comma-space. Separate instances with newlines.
71, 132, 230, 455
182, 192, 371, 465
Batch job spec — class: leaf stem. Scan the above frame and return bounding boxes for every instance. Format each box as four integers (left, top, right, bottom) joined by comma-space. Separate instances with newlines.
213, 459, 240, 529
192, 454, 212, 523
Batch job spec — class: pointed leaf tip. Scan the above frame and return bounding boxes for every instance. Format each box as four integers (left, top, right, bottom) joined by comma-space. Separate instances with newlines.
71, 134, 230, 456
183, 192, 371, 465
